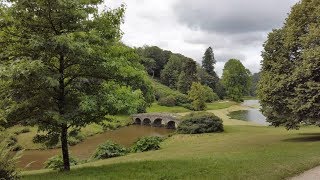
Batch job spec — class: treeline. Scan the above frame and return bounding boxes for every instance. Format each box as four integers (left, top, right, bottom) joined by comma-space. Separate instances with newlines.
136, 46, 224, 98
136, 45, 258, 102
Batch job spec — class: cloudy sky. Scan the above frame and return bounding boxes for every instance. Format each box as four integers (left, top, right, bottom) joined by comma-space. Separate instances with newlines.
107, 0, 299, 76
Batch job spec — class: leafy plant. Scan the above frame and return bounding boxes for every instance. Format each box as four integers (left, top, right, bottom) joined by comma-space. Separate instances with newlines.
177, 112, 224, 134
92, 141, 127, 160
131, 136, 164, 152
158, 95, 177, 107
0, 140, 22, 180
44, 155, 78, 171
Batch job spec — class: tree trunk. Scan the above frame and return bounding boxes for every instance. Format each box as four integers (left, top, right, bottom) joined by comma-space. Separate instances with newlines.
61, 124, 70, 171
58, 54, 70, 171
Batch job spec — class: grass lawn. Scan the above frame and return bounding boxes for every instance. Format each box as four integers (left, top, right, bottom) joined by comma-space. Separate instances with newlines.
147, 103, 191, 113
23, 125, 320, 180
206, 101, 238, 110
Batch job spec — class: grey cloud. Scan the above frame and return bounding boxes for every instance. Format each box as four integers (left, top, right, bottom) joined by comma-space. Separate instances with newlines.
174, 0, 297, 34
215, 52, 246, 63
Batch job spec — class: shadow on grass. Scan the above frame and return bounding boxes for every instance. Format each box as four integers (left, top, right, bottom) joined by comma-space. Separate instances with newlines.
283, 135, 320, 142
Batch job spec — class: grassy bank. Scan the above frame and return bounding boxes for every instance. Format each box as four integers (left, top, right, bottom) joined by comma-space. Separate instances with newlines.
23, 125, 320, 179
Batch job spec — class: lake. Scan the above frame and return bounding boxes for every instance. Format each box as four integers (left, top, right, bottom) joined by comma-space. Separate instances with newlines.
18, 125, 173, 170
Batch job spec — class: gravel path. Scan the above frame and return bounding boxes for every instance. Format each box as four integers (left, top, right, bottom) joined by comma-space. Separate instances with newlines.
291, 166, 320, 180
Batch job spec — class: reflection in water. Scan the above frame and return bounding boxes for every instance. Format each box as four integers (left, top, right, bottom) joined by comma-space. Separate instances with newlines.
228, 100, 268, 125
18, 125, 173, 170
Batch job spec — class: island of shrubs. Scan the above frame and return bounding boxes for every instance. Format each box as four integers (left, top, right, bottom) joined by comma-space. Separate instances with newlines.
177, 112, 224, 134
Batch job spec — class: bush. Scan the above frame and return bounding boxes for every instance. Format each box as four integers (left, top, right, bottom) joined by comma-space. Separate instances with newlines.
192, 100, 206, 111
175, 94, 191, 105
44, 155, 78, 171
204, 87, 219, 102
177, 112, 224, 134
14, 127, 30, 135
131, 136, 164, 152
92, 141, 127, 160
0, 141, 21, 180
180, 103, 194, 110
158, 95, 177, 107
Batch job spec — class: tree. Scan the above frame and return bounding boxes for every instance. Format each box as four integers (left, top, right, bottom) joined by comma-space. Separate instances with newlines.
221, 59, 251, 102
138, 46, 171, 78
258, 0, 320, 129
177, 58, 197, 93
160, 54, 184, 89
202, 47, 217, 76
0, 0, 153, 171
188, 82, 207, 111
249, 72, 260, 97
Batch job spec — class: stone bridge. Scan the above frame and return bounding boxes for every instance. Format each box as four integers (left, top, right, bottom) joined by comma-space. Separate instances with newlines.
132, 113, 180, 129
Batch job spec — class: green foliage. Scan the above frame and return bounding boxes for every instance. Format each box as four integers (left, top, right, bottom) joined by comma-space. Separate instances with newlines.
0, 140, 21, 180
44, 155, 78, 171
158, 95, 177, 107
160, 54, 185, 89
177, 59, 198, 94
258, 0, 320, 129
92, 141, 127, 160
221, 59, 251, 102
0, 0, 153, 170
14, 127, 30, 135
188, 82, 208, 111
137, 46, 172, 78
203, 86, 219, 102
131, 136, 164, 152
177, 112, 224, 134
250, 73, 260, 96
202, 47, 217, 76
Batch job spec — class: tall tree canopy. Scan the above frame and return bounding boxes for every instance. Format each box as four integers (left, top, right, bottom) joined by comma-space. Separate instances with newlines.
160, 54, 185, 89
258, 0, 320, 129
221, 59, 251, 102
0, 0, 153, 171
202, 47, 217, 76
137, 46, 171, 78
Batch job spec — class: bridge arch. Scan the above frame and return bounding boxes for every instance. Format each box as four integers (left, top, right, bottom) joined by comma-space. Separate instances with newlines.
153, 118, 163, 127
167, 121, 176, 129
142, 118, 151, 126
134, 118, 141, 124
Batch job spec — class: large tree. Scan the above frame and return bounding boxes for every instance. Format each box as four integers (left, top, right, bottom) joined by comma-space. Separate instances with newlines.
258, 0, 319, 129
160, 54, 185, 89
202, 47, 217, 76
221, 59, 251, 102
0, 0, 153, 171
177, 58, 198, 94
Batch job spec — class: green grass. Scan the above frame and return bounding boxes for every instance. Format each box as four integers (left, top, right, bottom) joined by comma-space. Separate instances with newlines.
206, 101, 238, 110
23, 125, 320, 179
147, 103, 191, 113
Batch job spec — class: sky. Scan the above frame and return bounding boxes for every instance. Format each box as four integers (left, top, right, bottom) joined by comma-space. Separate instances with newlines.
107, 0, 299, 76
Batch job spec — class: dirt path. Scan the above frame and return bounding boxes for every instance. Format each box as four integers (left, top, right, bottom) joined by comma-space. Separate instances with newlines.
290, 166, 320, 180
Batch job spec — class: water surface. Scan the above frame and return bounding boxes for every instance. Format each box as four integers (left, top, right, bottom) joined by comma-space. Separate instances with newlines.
18, 125, 173, 170
228, 100, 268, 125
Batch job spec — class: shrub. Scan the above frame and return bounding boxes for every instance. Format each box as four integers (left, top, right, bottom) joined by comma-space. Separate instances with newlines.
0, 140, 22, 180
180, 103, 194, 110
175, 94, 191, 105
92, 141, 127, 160
177, 112, 224, 134
44, 155, 78, 171
158, 95, 177, 107
204, 86, 219, 102
188, 82, 207, 111
131, 136, 164, 152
